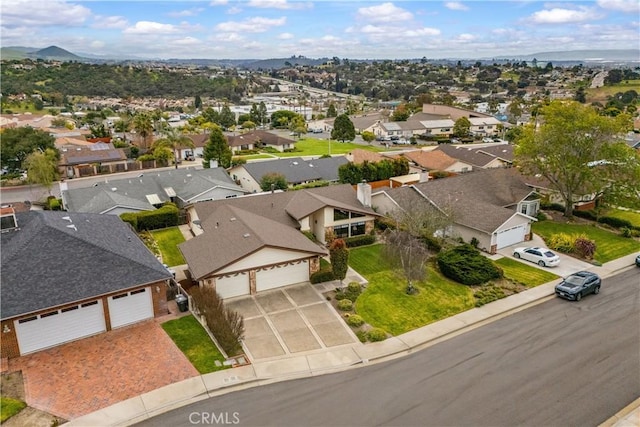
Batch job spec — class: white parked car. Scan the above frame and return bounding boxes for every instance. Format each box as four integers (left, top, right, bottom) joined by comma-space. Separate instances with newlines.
513, 247, 560, 267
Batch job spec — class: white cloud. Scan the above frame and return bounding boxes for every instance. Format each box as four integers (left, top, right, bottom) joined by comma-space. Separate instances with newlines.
227, 6, 242, 14
404, 27, 441, 37
123, 21, 179, 35
360, 25, 387, 34
215, 16, 286, 33
529, 7, 601, 24
93, 16, 128, 30
277, 32, 294, 40
247, 0, 310, 10
90, 40, 105, 49
209, 0, 228, 5
167, 8, 204, 18
357, 3, 413, 23
597, 0, 639, 13
456, 33, 476, 41
2, 0, 91, 27
211, 33, 245, 42
445, 2, 469, 11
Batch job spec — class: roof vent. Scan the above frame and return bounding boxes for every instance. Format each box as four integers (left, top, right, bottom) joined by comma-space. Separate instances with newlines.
186, 174, 192, 177
66, 224, 77, 231
62, 216, 72, 222
111, 187, 117, 192
230, 217, 236, 222
292, 161, 298, 165
243, 233, 250, 238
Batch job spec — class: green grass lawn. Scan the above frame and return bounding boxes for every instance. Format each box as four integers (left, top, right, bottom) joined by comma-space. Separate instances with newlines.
276, 138, 385, 157
150, 227, 186, 266
604, 209, 640, 228
533, 221, 640, 263
233, 154, 275, 160
350, 244, 475, 335
494, 257, 559, 287
161, 315, 230, 374
587, 80, 640, 103
0, 397, 26, 422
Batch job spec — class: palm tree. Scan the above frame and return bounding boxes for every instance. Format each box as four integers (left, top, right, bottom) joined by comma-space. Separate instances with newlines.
131, 112, 153, 150
154, 127, 194, 169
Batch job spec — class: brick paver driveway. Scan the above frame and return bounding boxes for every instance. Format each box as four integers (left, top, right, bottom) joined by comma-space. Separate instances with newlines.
8, 319, 198, 420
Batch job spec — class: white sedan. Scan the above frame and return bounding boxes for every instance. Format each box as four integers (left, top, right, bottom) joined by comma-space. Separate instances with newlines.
513, 247, 560, 267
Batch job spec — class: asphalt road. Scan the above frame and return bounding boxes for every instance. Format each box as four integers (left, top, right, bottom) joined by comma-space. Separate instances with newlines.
139, 268, 640, 427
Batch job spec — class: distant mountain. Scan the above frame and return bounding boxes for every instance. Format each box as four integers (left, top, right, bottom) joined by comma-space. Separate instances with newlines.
2, 45, 83, 61
491, 49, 639, 62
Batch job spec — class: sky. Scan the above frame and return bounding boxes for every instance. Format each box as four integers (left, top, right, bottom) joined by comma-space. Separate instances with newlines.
1, 0, 639, 60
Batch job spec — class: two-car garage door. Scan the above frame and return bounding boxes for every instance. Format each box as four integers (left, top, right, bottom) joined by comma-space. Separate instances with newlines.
256, 260, 309, 292
496, 224, 527, 249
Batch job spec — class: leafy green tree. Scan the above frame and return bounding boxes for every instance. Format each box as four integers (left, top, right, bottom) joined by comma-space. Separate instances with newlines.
194, 95, 202, 110
391, 104, 410, 121
153, 127, 194, 169
361, 131, 375, 144
329, 239, 349, 284
219, 105, 236, 130
89, 124, 110, 138
271, 110, 299, 128
515, 101, 635, 217
241, 120, 256, 131
24, 148, 59, 194
51, 117, 67, 128
326, 103, 338, 118
331, 114, 356, 142
453, 117, 471, 137
131, 112, 154, 150
1, 127, 56, 170
260, 172, 288, 191
289, 115, 307, 138
202, 125, 232, 168
201, 107, 220, 125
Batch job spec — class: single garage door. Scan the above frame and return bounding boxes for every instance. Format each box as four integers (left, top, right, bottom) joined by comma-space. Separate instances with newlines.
256, 260, 309, 292
108, 287, 154, 329
14, 300, 106, 355
215, 272, 250, 299
496, 224, 526, 249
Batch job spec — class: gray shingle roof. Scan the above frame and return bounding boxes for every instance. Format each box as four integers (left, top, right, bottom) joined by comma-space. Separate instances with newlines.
1, 211, 171, 319
63, 168, 246, 213
433, 144, 514, 168
179, 205, 327, 280
240, 157, 348, 185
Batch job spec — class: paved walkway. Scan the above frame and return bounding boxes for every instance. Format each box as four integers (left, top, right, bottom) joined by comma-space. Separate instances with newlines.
67, 253, 639, 426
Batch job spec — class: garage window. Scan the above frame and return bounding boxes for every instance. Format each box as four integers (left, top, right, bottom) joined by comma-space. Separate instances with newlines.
18, 316, 37, 323
112, 293, 128, 300
81, 301, 98, 307
41, 311, 59, 318
61, 306, 79, 313
131, 288, 146, 295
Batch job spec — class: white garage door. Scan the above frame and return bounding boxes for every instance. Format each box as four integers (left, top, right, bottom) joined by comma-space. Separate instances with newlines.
15, 300, 106, 355
256, 260, 309, 292
108, 288, 154, 329
215, 272, 250, 299
496, 224, 526, 249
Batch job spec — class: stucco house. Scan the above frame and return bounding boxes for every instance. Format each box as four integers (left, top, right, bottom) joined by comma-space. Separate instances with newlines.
227, 130, 295, 153
403, 149, 473, 174
0, 208, 171, 358
372, 168, 539, 254
61, 167, 247, 215
180, 183, 378, 298
59, 144, 129, 178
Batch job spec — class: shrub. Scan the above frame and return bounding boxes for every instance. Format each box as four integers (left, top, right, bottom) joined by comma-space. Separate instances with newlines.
420, 234, 442, 253
547, 232, 575, 253
344, 234, 376, 247
336, 282, 362, 302
541, 202, 565, 212
120, 212, 138, 230
347, 314, 364, 327
621, 227, 633, 238
337, 299, 353, 311
572, 209, 597, 221
474, 284, 506, 307
574, 237, 596, 259
310, 269, 335, 284
48, 198, 61, 210
347, 282, 361, 293
190, 285, 244, 356
598, 216, 633, 229
470, 237, 479, 248
437, 244, 502, 286
302, 230, 316, 241
330, 239, 349, 282
367, 328, 387, 342
120, 203, 179, 231
375, 217, 396, 231
356, 330, 367, 343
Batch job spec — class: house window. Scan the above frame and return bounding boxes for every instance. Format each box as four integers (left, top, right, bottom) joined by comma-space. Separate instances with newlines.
334, 209, 349, 221
351, 222, 366, 236
333, 224, 349, 238
351, 212, 365, 218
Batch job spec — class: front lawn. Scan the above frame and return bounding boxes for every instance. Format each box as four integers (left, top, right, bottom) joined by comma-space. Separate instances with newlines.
277, 138, 385, 157
161, 315, 230, 374
604, 209, 640, 228
494, 257, 559, 287
533, 221, 640, 263
151, 227, 186, 266
0, 397, 26, 422
350, 244, 475, 335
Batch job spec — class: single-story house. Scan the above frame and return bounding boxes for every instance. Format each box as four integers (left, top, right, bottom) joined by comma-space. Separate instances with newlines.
372, 168, 539, 254
468, 117, 502, 136
61, 167, 247, 215
59, 144, 128, 178
180, 183, 378, 298
177, 133, 209, 159
403, 149, 473, 174
227, 130, 295, 153
229, 156, 349, 193
432, 143, 514, 169
0, 209, 172, 358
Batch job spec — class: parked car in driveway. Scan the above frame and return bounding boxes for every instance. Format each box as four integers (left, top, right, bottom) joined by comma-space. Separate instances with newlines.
636, 254, 640, 267
513, 247, 560, 267
555, 271, 601, 301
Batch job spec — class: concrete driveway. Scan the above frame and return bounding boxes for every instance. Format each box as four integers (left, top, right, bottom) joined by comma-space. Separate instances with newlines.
497, 234, 594, 278
225, 283, 357, 361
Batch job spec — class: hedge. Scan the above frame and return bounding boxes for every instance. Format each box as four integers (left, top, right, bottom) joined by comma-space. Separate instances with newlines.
119, 203, 179, 231
310, 269, 335, 284
437, 244, 502, 286
598, 216, 633, 229
344, 234, 376, 248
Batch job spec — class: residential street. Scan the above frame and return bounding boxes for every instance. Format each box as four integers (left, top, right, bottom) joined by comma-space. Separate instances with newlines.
138, 268, 640, 427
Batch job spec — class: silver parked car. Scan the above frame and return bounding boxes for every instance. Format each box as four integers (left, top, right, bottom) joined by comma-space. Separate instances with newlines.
513, 247, 560, 267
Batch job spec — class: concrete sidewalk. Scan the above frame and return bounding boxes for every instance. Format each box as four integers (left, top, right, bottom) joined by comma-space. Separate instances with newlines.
68, 253, 639, 427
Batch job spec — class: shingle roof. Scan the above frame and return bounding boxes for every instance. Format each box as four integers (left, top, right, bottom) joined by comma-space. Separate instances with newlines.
179, 205, 327, 280
240, 157, 348, 184
403, 150, 459, 171
63, 168, 246, 213
0, 211, 171, 319
227, 130, 294, 147
346, 149, 386, 164
60, 147, 127, 165
433, 144, 514, 168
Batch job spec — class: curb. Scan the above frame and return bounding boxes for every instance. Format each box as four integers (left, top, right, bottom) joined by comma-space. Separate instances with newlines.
599, 397, 640, 427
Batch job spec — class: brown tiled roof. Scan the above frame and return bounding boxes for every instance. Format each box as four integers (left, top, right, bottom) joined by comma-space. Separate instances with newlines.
179, 204, 327, 280
59, 147, 127, 165
187, 134, 209, 148
403, 150, 458, 171
227, 130, 294, 147
347, 149, 386, 164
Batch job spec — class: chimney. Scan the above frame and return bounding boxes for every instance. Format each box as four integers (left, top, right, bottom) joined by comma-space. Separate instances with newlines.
419, 171, 429, 183
356, 181, 372, 207
0, 207, 18, 231
209, 159, 219, 169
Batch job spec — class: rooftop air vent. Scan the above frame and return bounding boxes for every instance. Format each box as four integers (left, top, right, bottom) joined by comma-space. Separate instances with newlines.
62, 216, 72, 222
243, 233, 250, 238
66, 224, 77, 231
230, 217, 236, 222
111, 187, 117, 192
